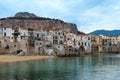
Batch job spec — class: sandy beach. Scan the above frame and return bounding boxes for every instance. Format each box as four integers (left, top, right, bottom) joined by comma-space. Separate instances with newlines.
0, 55, 55, 63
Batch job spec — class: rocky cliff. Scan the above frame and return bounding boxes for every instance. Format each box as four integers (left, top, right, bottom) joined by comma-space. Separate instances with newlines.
0, 12, 79, 34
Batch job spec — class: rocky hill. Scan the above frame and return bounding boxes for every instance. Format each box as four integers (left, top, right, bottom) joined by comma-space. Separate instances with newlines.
89, 30, 120, 37
0, 12, 79, 34
15, 12, 37, 18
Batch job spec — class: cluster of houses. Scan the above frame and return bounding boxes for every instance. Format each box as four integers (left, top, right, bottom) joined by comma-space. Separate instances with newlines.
0, 27, 120, 56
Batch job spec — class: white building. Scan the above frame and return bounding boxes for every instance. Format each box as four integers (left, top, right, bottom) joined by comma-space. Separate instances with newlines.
52, 30, 66, 45
20, 29, 28, 36
33, 30, 47, 40
2, 28, 14, 42
19, 28, 28, 41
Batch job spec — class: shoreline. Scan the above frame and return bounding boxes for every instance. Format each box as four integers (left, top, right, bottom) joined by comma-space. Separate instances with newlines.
0, 53, 119, 63
0, 55, 56, 63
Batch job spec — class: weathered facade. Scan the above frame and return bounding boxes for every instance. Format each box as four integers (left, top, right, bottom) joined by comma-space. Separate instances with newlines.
0, 26, 120, 56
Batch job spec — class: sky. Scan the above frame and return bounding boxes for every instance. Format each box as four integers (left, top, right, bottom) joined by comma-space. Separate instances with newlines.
0, 0, 120, 33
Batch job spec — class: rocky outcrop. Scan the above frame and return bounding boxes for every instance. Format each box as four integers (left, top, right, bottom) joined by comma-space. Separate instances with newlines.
15, 12, 37, 18
0, 12, 79, 34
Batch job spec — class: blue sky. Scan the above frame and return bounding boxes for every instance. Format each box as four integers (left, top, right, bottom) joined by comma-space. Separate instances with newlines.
0, 0, 120, 33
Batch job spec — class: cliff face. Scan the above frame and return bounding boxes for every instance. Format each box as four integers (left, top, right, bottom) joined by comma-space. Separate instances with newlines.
0, 12, 78, 34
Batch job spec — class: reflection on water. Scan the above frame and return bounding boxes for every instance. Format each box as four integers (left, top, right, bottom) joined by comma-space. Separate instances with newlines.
0, 53, 120, 80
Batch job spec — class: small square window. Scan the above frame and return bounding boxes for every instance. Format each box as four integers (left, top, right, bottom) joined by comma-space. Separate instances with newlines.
14, 45, 16, 47
40, 43, 42, 45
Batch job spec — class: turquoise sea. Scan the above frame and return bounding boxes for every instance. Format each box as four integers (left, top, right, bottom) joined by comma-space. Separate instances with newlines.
0, 53, 120, 80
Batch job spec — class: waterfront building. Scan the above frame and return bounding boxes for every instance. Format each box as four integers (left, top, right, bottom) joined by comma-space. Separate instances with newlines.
18, 28, 29, 55
66, 33, 77, 48
76, 35, 94, 54
33, 30, 47, 40
34, 40, 44, 55
19, 28, 28, 40
1, 27, 120, 55
44, 42, 54, 55
0, 27, 29, 55
81, 35, 92, 53
117, 36, 120, 42
94, 36, 103, 53
76, 35, 100, 54
52, 30, 66, 45
101, 36, 120, 53
2, 27, 14, 42
64, 33, 82, 55
0, 28, 3, 39
1, 28, 15, 54
45, 31, 53, 43
0, 28, 4, 46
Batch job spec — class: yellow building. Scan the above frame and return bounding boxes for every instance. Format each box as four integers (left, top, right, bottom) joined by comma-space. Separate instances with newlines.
95, 36, 103, 53
117, 36, 120, 42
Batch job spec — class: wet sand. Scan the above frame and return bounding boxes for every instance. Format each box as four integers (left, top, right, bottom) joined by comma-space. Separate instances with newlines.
0, 55, 55, 63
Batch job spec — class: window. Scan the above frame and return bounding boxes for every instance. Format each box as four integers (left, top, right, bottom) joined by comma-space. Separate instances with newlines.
14, 45, 16, 47
63, 33, 64, 35
55, 36, 58, 39
24, 32, 26, 36
53, 40, 58, 44
4, 32, 6, 36
46, 45, 52, 48
88, 37, 90, 40
78, 42, 80, 46
60, 41, 63, 44
26, 43, 27, 46
74, 39, 75, 41
40, 43, 42, 45
81, 42, 83, 46
21, 36, 22, 39
4, 28, 6, 30
58, 32, 60, 35
85, 42, 86, 46
5, 44, 9, 49
67, 38, 70, 40
60, 36, 63, 39
37, 34, 39, 37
